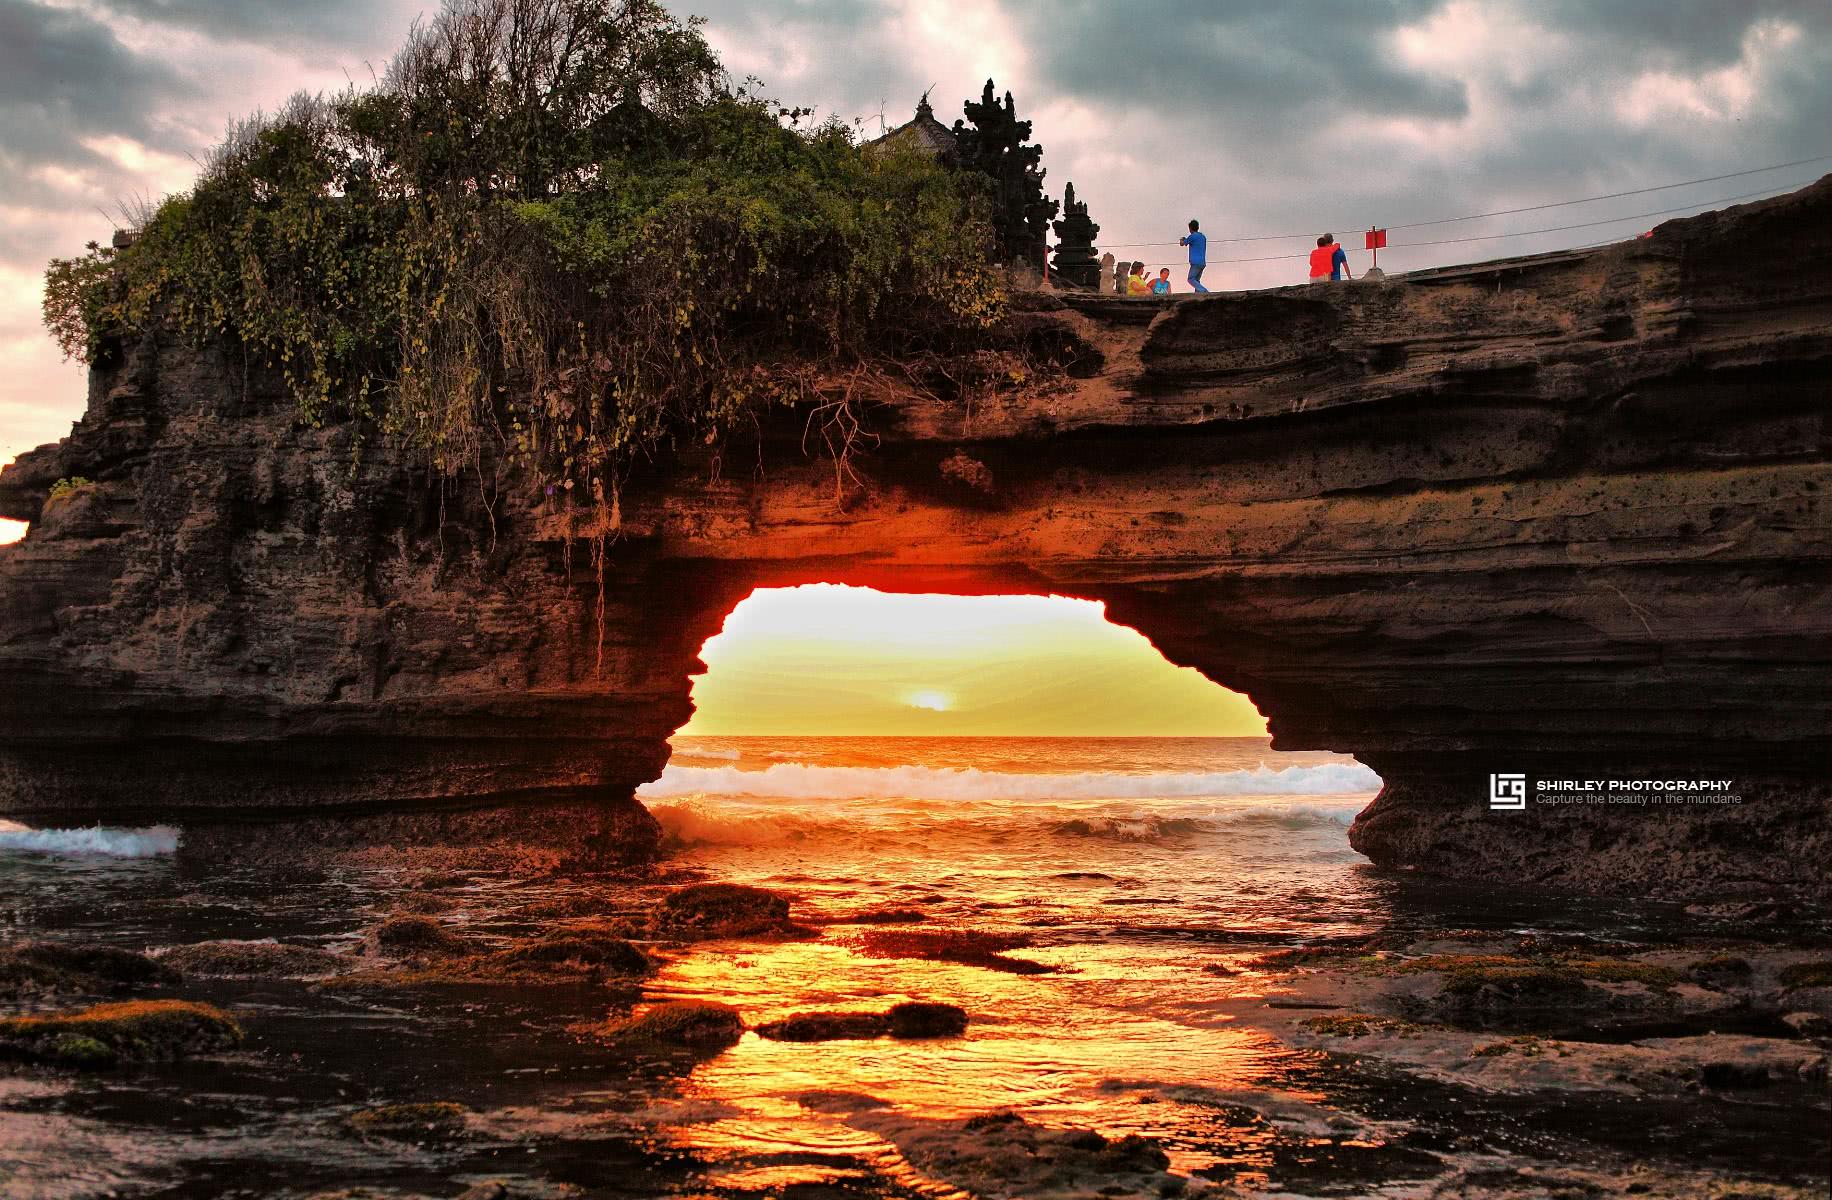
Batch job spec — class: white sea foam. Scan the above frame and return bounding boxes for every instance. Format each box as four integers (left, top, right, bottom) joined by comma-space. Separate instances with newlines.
636, 760, 1382, 802
645, 793, 1368, 848
0, 820, 179, 858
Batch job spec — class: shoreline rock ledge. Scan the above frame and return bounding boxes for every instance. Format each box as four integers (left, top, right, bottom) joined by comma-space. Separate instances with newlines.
4, 180, 1831, 899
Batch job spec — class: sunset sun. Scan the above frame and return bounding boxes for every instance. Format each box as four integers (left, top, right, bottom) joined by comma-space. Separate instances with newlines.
676, 583, 1268, 737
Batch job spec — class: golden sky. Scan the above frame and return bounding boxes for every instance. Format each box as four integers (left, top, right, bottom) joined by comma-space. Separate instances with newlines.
678, 584, 1266, 737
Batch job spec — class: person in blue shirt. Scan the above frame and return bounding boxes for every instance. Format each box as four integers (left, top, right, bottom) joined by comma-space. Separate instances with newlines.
1309, 234, 1352, 282
1178, 219, 1209, 293
1151, 267, 1172, 295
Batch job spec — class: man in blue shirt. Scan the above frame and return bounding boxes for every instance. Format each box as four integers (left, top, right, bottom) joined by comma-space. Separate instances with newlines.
1178, 220, 1209, 293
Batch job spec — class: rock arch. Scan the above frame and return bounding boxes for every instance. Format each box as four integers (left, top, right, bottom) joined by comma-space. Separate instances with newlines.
4, 181, 1830, 898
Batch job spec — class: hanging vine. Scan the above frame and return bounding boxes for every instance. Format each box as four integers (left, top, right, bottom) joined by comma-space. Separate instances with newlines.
42, 0, 1033, 673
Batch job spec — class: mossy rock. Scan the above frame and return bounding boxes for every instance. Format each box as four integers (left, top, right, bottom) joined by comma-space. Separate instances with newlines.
0, 1000, 242, 1066
160, 940, 351, 979
1437, 965, 1585, 999
345, 1101, 469, 1140
370, 915, 467, 958
1302, 1012, 1381, 1038
45, 1034, 116, 1068
755, 1011, 889, 1042
886, 1001, 969, 1039
495, 930, 651, 975
1557, 957, 1681, 988
1300, 1011, 1423, 1039
655, 883, 792, 939
1688, 954, 1753, 986
0, 941, 177, 999
1251, 946, 1377, 970
1779, 961, 1832, 989
602, 1001, 743, 1048
924, 1111, 1174, 1191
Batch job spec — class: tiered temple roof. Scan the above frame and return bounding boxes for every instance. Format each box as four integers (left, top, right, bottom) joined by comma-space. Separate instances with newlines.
863, 95, 958, 164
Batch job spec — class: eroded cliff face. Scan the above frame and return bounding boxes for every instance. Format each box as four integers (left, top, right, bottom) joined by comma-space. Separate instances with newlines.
3, 181, 1829, 897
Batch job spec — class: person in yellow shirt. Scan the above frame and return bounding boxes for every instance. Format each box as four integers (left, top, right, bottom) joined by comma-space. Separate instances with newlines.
1126, 261, 1150, 296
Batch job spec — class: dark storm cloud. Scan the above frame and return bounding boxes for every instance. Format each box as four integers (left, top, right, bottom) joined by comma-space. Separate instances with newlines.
92, 0, 391, 51
0, 0, 189, 168
1009, 1, 1466, 132
1536, 0, 1832, 66
685, 0, 933, 127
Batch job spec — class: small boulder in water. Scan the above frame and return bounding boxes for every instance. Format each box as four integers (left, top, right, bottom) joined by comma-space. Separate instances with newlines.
754, 1001, 970, 1042
495, 929, 651, 975
600, 1001, 743, 1048
887, 1001, 970, 1039
345, 1100, 469, 1141
0, 941, 176, 999
369, 915, 467, 958
755, 1010, 890, 1042
656, 883, 796, 939
160, 940, 350, 979
0, 999, 241, 1067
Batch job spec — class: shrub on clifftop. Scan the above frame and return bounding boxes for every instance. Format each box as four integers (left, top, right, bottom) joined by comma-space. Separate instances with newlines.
42, 0, 1003, 525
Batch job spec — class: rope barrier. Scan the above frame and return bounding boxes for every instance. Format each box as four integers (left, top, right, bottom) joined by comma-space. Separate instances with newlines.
1098, 179, 1812, 273
1093, 152, 1832, 250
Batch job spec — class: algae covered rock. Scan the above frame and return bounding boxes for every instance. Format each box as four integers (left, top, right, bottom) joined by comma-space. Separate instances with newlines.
160, 939, 351, 979
369, 914, 468, 957
495, 929, 651, 975
655, 883, 795, 939
0, 940, 177, 999
1778, 961, 1832, 990
0, 999, 242, 1066
345, 1100, 470, 1141
1687, 954, 1753, 988
600, 1001, 743, 1048
755, 1011, 890, 1042
754, 1000, 971, 1042
887, 1001, 970, 1039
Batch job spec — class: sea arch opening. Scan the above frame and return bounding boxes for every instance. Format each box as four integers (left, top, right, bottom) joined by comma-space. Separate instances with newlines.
636, 581, 1383, 885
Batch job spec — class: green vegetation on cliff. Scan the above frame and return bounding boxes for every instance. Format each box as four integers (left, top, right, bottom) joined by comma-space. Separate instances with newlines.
42, 0, 1004, 514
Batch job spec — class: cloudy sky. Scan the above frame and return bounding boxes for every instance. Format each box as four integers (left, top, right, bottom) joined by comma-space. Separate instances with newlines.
3, 0, 1829, 482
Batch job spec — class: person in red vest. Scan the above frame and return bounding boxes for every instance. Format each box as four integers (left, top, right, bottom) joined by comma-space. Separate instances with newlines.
1308, 233, 1351, 282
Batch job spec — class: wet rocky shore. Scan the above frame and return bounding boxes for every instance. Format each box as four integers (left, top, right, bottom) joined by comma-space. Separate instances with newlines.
1, 836, 1827, 1199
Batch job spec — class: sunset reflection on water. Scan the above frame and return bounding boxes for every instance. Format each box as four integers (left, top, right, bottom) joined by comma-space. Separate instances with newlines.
642, 934, 1330, 1182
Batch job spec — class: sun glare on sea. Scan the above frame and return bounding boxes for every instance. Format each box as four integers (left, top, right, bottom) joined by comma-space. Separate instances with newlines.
678, 583, 1266, 737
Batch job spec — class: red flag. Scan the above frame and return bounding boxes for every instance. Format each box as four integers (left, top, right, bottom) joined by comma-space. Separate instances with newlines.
1365, 227, 1387, 249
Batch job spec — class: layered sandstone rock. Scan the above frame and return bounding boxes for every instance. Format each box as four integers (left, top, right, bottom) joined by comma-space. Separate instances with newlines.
3, 180, 1829, 897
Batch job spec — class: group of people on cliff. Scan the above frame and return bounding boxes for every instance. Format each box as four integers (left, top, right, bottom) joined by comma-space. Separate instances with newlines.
1113, 220, 1355, 296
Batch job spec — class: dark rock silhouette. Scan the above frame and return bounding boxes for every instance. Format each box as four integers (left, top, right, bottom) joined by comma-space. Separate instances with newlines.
4, 180, 1831, 899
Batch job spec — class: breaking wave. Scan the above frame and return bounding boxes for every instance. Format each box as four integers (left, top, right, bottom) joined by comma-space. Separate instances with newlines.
674, 747, 742, 761
636, 760, 1381, 802
645, 795, 1366, 848
0, 820, 180, 858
